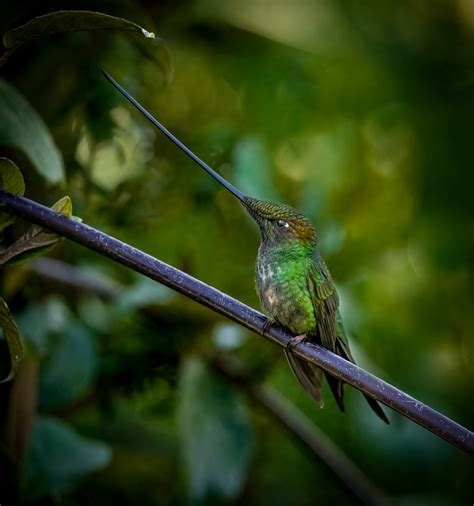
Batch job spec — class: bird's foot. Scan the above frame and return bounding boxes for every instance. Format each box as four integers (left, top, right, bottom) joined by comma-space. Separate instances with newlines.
286, 333, 307, 352
262, 318, 276, 335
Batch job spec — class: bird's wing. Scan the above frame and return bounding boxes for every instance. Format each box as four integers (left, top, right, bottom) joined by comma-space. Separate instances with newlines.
307, 252, 339, 352
334, 311, 355, 359
306, 252, 345, 410
307, 260, 390, 424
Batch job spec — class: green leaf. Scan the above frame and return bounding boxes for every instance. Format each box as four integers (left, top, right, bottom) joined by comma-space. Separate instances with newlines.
38, 320, 96, 409
0, 157, 25, 194
23, 416, 111, 501
16, 297, 71, 353
51, 195, 72, 215
0, 196, 72, 265
15, 296, 96, 408
0, 157, 25, 232
3, 10, 155, 50
177, 357, 253, 502
0, 297, 24, 382
0, 80, 64, 183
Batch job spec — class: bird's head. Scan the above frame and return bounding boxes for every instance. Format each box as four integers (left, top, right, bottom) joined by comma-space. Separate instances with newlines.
243, 197, 317, 249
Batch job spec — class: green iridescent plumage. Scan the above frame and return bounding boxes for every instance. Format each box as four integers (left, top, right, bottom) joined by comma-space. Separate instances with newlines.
245, 197, 389, 423
103, 72, 389, 424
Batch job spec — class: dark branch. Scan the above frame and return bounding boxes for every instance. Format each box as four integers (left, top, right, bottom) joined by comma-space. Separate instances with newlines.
207, 353, 388, 506
25, 257, 121, 298
0, 190, 473, 455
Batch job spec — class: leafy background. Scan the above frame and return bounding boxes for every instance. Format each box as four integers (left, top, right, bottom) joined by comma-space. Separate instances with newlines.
0, 0, 473, 504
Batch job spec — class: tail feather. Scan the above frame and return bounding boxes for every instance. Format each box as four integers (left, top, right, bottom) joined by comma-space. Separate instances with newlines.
363, 394, 390, 424
336, 337, 390, 425
284, 350, 324, 406
324, 372, 345, 412
284, 339, 390, 424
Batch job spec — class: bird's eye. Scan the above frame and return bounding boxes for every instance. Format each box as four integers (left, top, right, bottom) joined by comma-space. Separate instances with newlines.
276, 219, 289, 229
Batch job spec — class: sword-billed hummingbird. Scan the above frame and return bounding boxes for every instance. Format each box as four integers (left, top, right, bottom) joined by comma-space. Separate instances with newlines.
102, 70, 389, 424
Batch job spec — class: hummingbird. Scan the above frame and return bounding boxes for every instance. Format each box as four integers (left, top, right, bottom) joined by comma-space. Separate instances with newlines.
102, 70, 389, 424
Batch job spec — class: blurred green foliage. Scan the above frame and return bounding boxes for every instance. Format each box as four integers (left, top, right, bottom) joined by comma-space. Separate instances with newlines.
0, 0, 473, 505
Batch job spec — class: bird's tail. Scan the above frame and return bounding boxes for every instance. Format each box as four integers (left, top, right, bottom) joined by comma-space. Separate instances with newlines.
324, 371, 345, 412
284, 339, 389, 424
284, 349, 324, 406
362, 393, 390, 424
335, 337, 390, 425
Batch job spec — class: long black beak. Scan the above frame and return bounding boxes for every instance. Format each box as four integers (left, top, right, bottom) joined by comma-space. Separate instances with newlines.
101, 70, 246, 204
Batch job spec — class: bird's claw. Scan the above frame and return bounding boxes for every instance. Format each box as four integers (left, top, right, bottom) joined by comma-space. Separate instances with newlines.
286, 334, 307, 352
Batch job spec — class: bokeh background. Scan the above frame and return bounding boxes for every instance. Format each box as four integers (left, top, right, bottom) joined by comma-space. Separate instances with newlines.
0, 0, 473, 504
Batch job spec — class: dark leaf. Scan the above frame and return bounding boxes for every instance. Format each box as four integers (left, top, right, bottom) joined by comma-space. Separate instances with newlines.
0, 80, 64, 183
23, 416, 111, 501
2, 10, 155, 50
38, 321, 96, 409
0, 196, 72, 265
178, 357, 253, 502
0, 297, 23, 382
0, 157, 25, 232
